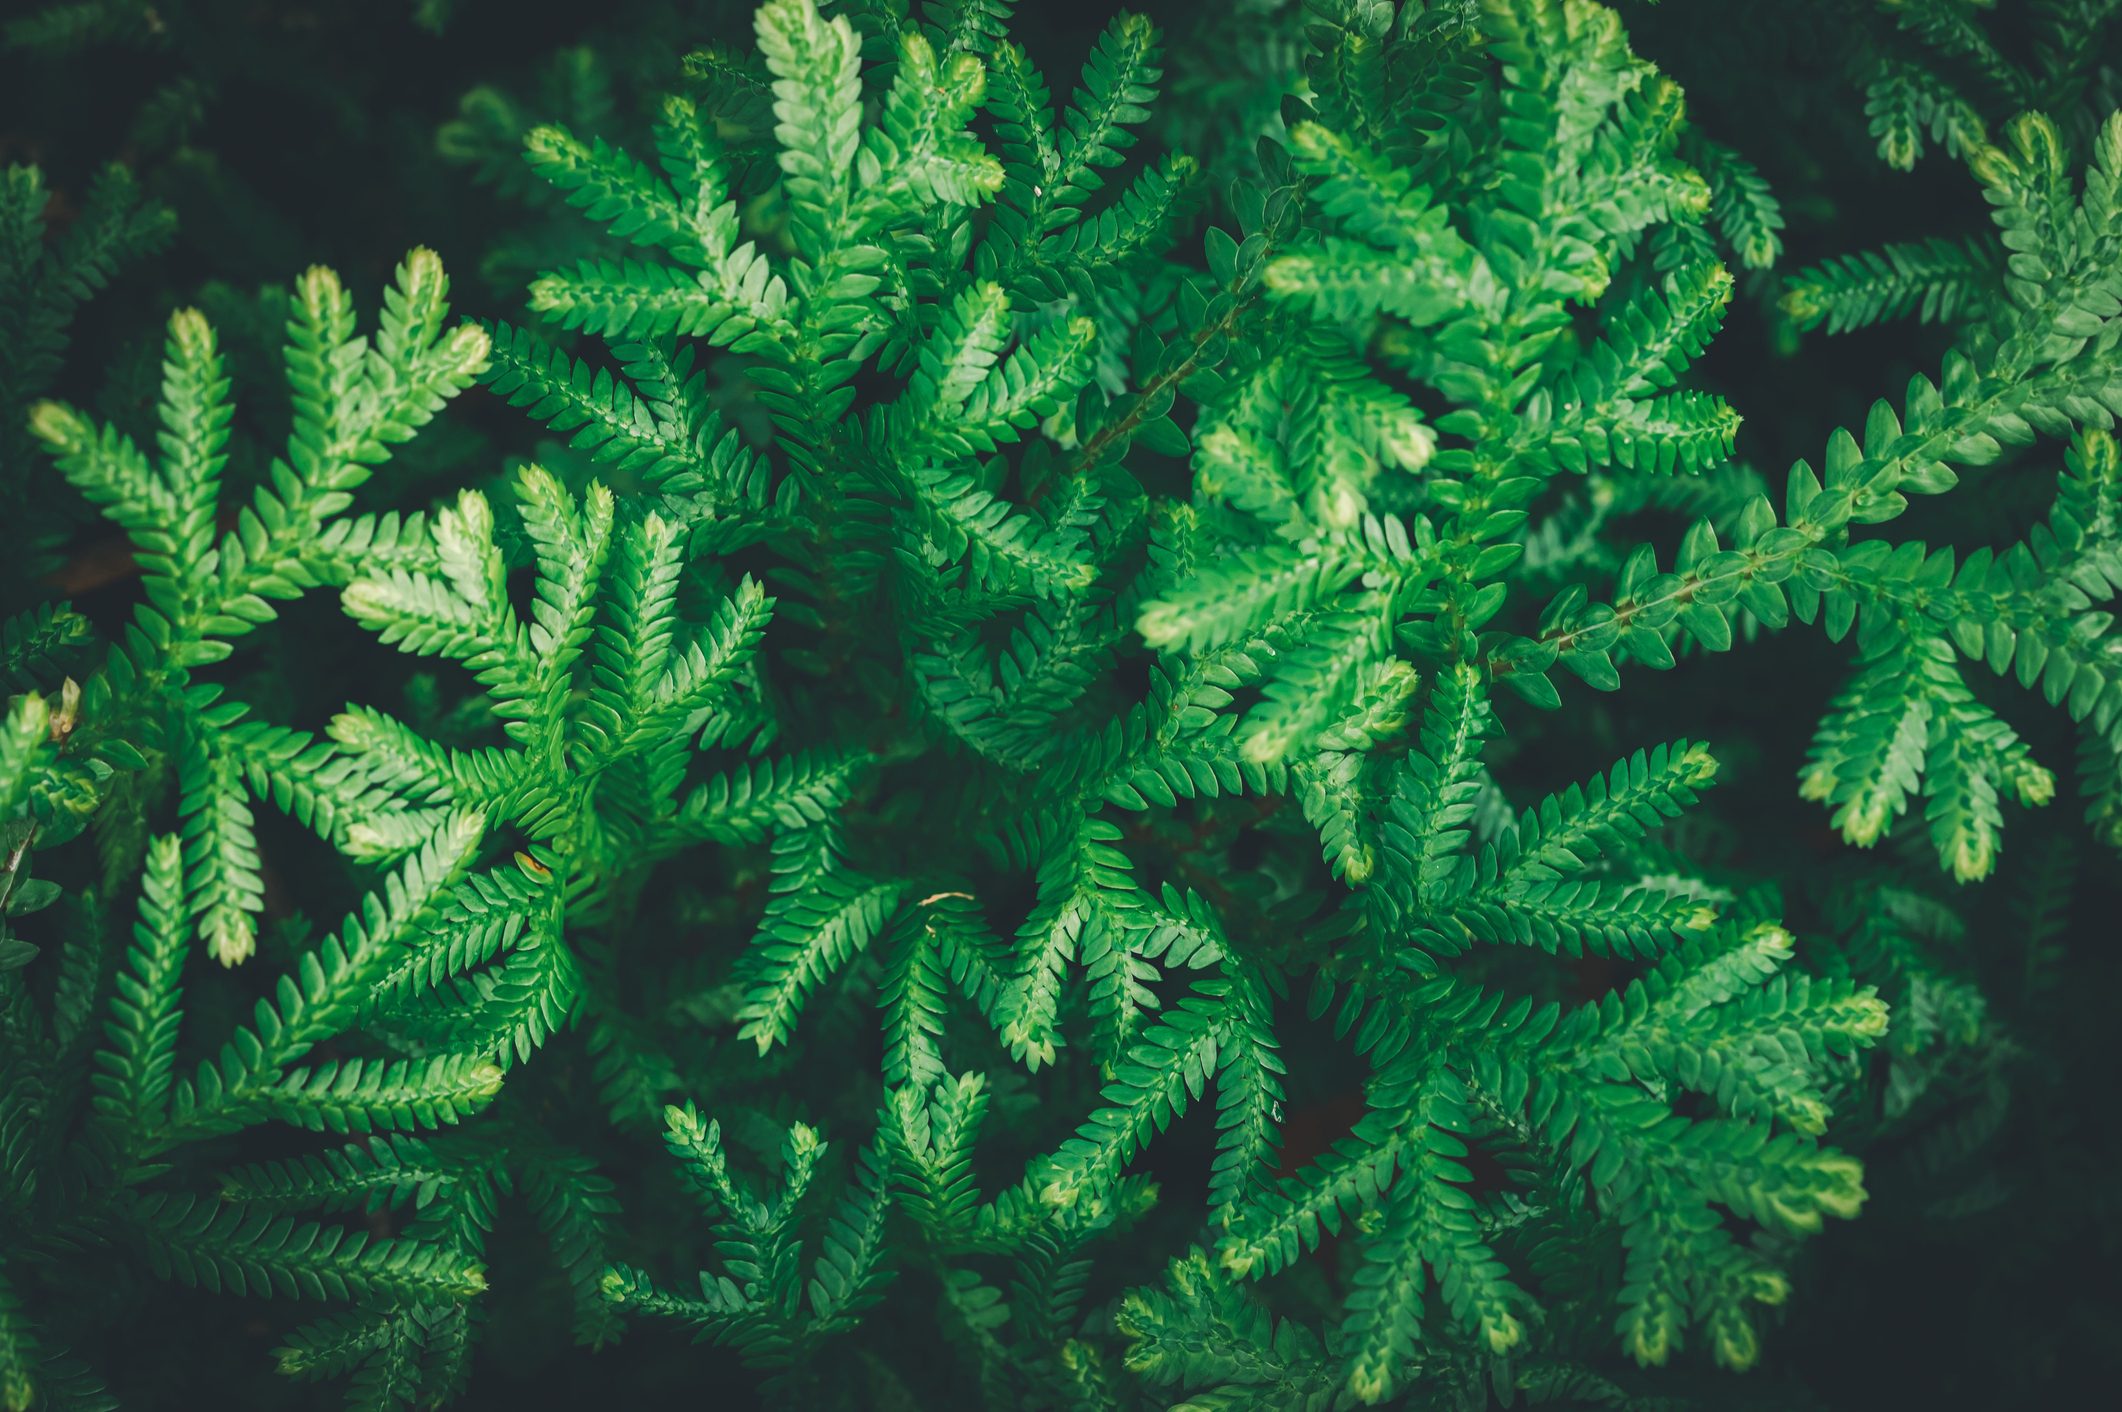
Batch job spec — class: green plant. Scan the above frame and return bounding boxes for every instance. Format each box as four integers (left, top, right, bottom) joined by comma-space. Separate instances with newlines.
4, 253, 495, 1407
3, 0, 2119, 1408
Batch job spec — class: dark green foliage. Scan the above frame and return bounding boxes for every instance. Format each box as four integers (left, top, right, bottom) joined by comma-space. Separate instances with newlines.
2, 0, 2119, 1408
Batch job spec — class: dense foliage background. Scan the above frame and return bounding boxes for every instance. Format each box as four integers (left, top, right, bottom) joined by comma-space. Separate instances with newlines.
2, 1, 2117, 1408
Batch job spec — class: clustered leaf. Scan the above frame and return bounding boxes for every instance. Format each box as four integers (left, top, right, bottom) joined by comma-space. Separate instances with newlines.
2, 0, 2118, 1408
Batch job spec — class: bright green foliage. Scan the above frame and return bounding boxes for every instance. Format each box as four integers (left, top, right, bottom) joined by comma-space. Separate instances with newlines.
1516, 111, 2122, 882
0, 163, 172, 599
4, 0, 2121, 1407
598, 1103, 893, 1391
28, 251, 491, 963
1782, 234, 2000, 334
470, 0, 1901, 1403
1, 819, 499, 1409
1, 255, 509, 1406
